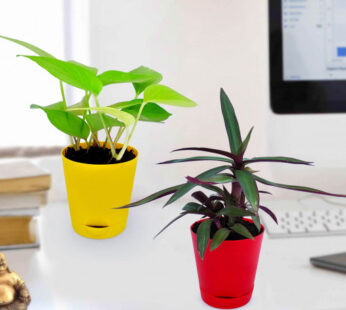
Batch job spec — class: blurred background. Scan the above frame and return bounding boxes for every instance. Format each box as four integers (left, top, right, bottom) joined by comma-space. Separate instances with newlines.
0, 0, 345, 202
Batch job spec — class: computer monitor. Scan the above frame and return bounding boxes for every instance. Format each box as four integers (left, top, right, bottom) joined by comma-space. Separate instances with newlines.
269, 0, 346, 113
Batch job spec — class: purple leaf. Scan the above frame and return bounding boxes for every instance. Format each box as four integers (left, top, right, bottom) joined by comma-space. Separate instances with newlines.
259, 190, 272, 195
259, 205, 278, 224
186, 176, 216, 186
192, 191, 213, 209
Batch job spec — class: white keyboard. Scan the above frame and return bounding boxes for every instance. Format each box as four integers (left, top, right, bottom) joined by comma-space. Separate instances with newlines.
261, 196, 346, 238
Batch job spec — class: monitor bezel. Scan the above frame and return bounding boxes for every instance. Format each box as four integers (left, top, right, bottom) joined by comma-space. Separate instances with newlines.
269, 0, 346, 114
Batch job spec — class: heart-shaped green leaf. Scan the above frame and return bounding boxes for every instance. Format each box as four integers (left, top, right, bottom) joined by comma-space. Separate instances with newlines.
71, 107, 135, 127
67, 96, 89, 115
109, 99, 143, 109
130, 66, 162, 96
98, 69, 157, 86
86, 113, 124, 132
20, 55, 103, 94
0, 35, 54, 57
67, 60, 98, 74
144, 84, 197, 107
122, 102, 172, 122
30, 104, 90, 139
220, 88, 242, 154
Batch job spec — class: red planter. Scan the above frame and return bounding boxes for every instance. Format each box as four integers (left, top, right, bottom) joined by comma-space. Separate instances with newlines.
191, 219, 264, 309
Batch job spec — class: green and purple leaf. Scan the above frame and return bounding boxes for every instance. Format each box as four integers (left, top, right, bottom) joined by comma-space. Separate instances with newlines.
244, 156, 313, 165
186, 173, 234, 186
259, 190, 272, 195
158, 156, 234, 165
238, 127, 254, 155
197, 219, 212, 260
223, 185, 233, 208
210, 228, 230, 251
251, 215, 261, 231
172, 147, 239, 162
116, 184, 183, 209
259, 205, 278, 224
217, 206, 255, 217
154, 213, 187, 239
231, 223, 254, 240
220, 88, 242, 154
235, 170, 259, 211
254, 175, 346, 198
191, 191, 213, 209
182, 202, 206, 213
164, 165, 230, 207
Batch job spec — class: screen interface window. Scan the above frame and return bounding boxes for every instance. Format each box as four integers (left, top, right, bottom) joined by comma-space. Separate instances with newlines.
282, 0, 346, 81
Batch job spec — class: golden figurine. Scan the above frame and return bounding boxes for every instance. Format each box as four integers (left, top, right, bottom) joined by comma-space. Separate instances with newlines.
0, 253, 30, 310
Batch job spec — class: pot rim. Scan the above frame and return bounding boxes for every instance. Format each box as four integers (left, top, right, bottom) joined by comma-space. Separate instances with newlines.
61, 142, 138, 167
190, 218, 265, 244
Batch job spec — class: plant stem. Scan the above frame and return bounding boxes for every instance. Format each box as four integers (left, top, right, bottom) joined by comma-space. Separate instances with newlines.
94, 95, 117, 158
60, 81, 67, 109
128, 101, 146, 142
60, 80, 76, 150
116, 127, 130, 161
231, 181, 242, 205
113, 126, 125, 146
103, 127, 111, 149
115, 101, 145, 161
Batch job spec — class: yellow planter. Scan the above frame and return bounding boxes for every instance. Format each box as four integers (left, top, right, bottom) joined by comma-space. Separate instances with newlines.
61, 143, 138, 239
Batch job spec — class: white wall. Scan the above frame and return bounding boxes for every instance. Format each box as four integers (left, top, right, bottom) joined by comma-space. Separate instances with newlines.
89, 0, 346, 201
0, 0, 66, 147
89, 0, 276, 200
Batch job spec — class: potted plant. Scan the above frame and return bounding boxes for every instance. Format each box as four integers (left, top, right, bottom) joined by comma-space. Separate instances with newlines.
1, 35, 196, 239
120, 88, 346, 309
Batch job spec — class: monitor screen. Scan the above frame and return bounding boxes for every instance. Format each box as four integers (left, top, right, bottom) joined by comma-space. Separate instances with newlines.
269, 0, 346, 113
283, 0, 346, 81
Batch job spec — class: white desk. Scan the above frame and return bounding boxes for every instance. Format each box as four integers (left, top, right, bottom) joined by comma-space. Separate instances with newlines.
4, 202, 346, 310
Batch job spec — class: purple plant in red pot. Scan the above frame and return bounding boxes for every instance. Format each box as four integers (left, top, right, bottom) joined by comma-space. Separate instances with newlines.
119, 88, 346, 309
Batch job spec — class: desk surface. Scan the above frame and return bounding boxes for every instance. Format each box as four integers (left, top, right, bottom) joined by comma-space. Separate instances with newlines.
4, 202, 346, 310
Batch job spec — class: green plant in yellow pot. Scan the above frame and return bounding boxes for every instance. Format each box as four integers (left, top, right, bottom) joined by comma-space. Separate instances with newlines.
1, 35, 197, 239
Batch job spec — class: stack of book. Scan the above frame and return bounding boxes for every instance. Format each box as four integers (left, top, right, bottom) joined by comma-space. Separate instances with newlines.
0, 161, 51, 250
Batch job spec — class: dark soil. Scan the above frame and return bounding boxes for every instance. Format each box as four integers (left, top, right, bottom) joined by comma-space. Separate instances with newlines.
192, 219, 263, 241
64, 146, 136, 164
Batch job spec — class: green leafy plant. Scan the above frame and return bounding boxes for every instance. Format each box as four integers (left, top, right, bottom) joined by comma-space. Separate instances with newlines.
0, 35, 196, 161
118, 88, 346, 259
